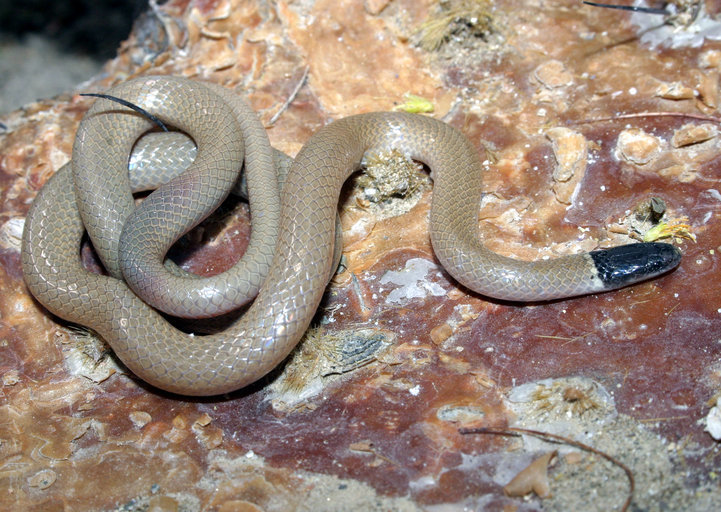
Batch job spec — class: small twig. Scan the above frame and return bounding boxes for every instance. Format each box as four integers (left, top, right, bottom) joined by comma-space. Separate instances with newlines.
80, 93, 169, 132
582, 1, 669, 15
570, 111, 721, 126
459, 425, 634, 512
637, 415, 689, 422
535, 332, 593, 346
268, 66, 310, 126
664, 302, 680, 316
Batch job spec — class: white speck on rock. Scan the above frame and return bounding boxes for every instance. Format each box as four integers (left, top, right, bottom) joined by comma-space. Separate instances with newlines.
705, 397, 721, 440
380, 258, 446, 304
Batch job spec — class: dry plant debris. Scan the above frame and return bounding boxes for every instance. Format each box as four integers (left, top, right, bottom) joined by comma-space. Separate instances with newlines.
503, 450, 557, 499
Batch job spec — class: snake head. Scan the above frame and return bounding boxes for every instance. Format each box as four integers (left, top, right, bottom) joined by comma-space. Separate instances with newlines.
590, 242, 682, 289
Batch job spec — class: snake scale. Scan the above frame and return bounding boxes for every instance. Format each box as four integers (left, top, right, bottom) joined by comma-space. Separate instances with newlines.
21, 76, 682, 395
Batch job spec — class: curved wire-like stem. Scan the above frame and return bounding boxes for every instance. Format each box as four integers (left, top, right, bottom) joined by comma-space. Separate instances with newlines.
582, 1, 669, 15
460, 425, 634, 511
80, 93, 169, 132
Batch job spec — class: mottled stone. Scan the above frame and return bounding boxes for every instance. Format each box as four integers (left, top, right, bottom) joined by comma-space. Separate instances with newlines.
615, 128, 662, 166
1, 0, 720, 510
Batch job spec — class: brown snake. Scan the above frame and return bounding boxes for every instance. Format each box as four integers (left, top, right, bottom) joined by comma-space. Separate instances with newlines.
21, 76, 681, 395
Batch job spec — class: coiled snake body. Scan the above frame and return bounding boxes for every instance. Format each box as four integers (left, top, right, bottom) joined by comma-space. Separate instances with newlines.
21, 76, 681, 395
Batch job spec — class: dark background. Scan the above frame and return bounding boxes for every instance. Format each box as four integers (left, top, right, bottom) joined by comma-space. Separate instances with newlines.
0, 0, 147, 58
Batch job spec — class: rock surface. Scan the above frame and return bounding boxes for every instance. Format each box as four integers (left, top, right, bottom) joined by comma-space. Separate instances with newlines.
2, 1, 720, 510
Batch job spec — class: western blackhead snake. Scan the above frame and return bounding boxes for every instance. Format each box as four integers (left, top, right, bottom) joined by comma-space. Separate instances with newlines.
21, 76, 681, 395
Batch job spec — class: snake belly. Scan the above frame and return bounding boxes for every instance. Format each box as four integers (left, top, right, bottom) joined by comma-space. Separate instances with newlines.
21, 76, 682, 396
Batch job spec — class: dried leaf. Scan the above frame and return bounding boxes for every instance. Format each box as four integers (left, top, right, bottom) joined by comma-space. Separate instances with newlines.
503, 450, 557, 498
